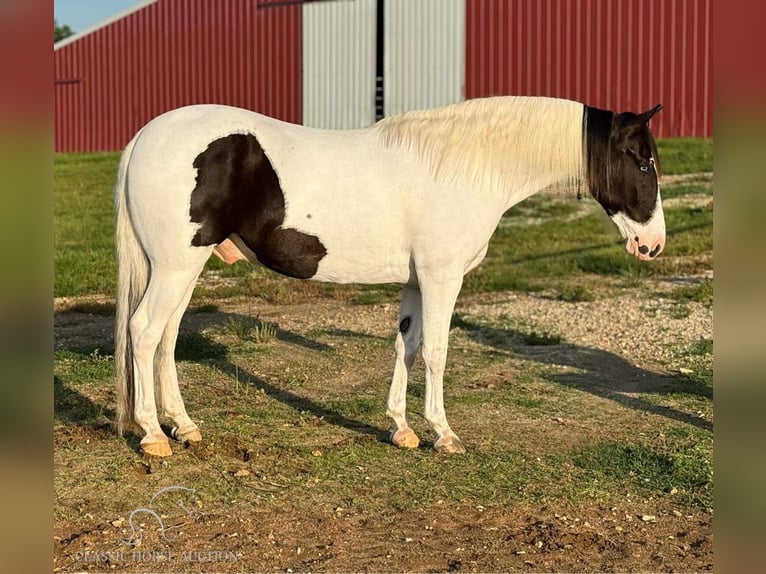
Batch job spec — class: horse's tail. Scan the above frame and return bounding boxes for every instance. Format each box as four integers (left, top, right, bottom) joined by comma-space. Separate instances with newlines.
114, 131, 149, 436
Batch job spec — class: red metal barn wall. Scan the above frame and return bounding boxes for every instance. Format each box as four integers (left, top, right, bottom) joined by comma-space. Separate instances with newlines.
465, 0, 712, 138
54, 0, 301, 153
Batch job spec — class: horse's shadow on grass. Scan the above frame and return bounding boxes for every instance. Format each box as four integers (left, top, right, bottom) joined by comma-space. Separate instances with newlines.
451, 315, 712, 432
55, 305, 710, 450
54, 310, 389, 447
214, 361, 389, 442
54, 375, 114, 426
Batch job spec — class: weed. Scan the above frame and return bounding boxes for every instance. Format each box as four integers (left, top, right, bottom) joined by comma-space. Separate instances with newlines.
224, 314, 277, 343
669, 280, 713, 304
522, 331, 562, 346
669, 304, 692, 320
556, 284, 595, 302
689, 337, 713, 356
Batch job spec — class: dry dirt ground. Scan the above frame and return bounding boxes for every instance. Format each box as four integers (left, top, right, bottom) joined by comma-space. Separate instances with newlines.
54, 288, 713, 573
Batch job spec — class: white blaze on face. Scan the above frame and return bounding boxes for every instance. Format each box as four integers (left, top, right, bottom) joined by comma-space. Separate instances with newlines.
610, 185, 666, 261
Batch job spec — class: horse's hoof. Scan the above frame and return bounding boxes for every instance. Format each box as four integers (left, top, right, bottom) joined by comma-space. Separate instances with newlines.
434, 435, 466, 454
391, 427, 420, 449
170, 427, 202, 443
141, 441, 173, 457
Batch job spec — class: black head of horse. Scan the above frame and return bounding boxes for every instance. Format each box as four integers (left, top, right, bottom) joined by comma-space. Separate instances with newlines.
585, 104, 665, 260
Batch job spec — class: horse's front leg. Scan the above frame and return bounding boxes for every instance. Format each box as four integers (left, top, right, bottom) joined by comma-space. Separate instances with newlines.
387, 284, 423, 449
419, 272, 466, 454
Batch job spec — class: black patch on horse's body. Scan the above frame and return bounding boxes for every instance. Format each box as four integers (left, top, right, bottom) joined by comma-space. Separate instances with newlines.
583, 105, 661, 223
189, 133, 327, 279
399, 317, 411, 334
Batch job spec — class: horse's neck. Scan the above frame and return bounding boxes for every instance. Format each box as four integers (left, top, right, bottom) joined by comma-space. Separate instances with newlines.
377, 96, 585, 208
500, 167, 578, 211
465, 101, 585, 209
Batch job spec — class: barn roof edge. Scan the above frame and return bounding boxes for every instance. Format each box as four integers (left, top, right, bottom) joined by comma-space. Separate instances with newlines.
54, 0, 160, 50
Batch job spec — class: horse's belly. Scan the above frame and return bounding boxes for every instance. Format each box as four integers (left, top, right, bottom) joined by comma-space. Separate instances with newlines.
311, 242, 412, 284
281, 212, 413, 284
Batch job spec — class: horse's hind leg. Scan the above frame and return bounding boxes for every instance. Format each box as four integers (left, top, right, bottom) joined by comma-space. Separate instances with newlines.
156, 270, 205, 444
130, 263, 207, 456
387, 285, 423, 448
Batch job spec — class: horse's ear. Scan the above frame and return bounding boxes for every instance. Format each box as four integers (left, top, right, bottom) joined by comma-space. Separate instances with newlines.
612, 104, 663, 143
637, 104, 663, 125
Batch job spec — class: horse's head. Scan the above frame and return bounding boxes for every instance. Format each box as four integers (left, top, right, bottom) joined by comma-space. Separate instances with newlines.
587, 104, 665, 261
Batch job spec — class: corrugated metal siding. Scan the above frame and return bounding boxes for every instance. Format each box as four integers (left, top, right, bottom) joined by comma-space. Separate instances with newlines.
54, 0, 302, 153
465, 0, 712, 138
302, 0, 376, 129
55, 0, 712, 151
384, 0, 465, 117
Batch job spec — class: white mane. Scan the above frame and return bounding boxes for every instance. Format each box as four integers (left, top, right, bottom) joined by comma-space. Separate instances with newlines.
376, 96, 586, 196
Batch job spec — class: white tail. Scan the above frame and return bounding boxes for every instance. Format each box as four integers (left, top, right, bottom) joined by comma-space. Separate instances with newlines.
114, 133, 149, 436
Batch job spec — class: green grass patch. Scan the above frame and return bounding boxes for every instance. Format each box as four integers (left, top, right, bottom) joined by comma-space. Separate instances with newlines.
574, 441, 712, 507
350, 285, 401, 305
305, 443, 570, 511
660, 182, 712, 201
55, 349, 115, 384
656, 138, 713, 175
669, 280, 713, 304
669, 304, 692, 319
54, 153, 121, 297
556, 284, 596, 302
324, 396, 382, 418
463, 200, 711, 297
689, 337, 713, 356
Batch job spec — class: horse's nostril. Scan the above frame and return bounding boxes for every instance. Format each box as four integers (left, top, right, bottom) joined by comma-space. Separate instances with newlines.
638, 245, 650, 255
649, 244, 662, 258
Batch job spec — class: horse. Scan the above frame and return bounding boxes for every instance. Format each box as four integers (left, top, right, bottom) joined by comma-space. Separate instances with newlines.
114, 96, 665, 457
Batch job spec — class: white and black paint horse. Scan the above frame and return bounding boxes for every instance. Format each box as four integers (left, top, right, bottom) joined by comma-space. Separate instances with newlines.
114, 96, 664, 456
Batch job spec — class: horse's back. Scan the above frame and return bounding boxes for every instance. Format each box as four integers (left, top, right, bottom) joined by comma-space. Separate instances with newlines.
122, 105, 426, 283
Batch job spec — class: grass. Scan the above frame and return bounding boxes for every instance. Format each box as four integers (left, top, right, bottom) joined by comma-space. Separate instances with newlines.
655, 138, 713, 175
556, 284, 596, 302
223, 314, 277, 343
573, 441, 712, 507
54, 153, 121, 296
689, 337, 713, 356
668, 279, 713, 304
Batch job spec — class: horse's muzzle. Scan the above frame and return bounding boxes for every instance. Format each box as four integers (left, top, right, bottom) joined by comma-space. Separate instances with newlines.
627, 236, 665, 261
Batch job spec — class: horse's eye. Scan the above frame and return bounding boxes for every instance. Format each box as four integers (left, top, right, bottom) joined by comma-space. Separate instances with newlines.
640, 165, 649, 172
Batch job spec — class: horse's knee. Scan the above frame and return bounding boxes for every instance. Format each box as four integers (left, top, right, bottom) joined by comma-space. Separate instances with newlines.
129, 316, 163, 357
